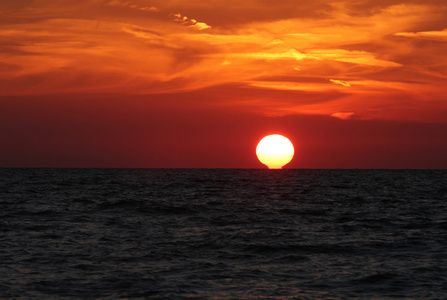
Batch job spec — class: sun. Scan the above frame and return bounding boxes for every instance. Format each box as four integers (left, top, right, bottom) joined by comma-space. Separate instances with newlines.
256, 134, 294, 169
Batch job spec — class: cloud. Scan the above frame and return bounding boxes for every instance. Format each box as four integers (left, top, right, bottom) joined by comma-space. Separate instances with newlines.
307, 49, 401, 67
241, 49, 308, 60
395, 29, 447, 41
121, 25, 180, 48
331, 112, 355, 120
171, 13, 211, 30
106, 0, 158, 12
248, 81, 328, 92
330, 79, 351, 87
190, 20, 212, 31
139, 6, 158, 12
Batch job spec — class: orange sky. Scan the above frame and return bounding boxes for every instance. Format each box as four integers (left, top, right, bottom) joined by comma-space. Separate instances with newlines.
1, 0, 446, 168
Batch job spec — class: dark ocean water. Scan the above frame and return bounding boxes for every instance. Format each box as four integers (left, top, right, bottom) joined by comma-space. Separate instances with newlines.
1, 169, 447, 299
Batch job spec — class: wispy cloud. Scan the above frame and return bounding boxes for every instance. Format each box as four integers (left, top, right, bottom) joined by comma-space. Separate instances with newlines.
331, 112, 355, 120
330, 79, 351, 87
308, 49, 401, 67
171, 13, 211, 30
240, 49, 308, 60
106, 0, 158, 12
395, 29, 447, 41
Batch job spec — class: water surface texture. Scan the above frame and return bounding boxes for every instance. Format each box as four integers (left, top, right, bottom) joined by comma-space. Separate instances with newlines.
1, 169, 446, 298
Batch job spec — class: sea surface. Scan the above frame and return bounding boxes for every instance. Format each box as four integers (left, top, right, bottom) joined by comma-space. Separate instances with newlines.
1, 168, 447, 299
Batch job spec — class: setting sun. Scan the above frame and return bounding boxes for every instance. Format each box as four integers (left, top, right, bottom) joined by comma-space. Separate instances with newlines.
256, 134, 294, 169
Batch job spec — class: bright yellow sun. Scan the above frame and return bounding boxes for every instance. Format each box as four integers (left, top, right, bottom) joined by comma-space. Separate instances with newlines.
256, 134, 294, 169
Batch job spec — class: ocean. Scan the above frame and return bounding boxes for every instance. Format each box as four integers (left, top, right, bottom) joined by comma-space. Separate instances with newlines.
1, 168, 446, 299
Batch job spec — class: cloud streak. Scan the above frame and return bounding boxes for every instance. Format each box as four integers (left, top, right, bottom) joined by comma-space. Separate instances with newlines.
395, 29, 447, 41
106, 0, 158, 12
331, 112, 355, 120
171, 12, 211, 30
330, 79, 351, 87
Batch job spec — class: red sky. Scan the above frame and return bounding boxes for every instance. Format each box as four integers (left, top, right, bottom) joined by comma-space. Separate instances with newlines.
1, 0, 446, 168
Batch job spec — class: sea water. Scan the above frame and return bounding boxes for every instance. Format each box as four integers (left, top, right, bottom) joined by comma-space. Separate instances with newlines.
1, 168, 446, 299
